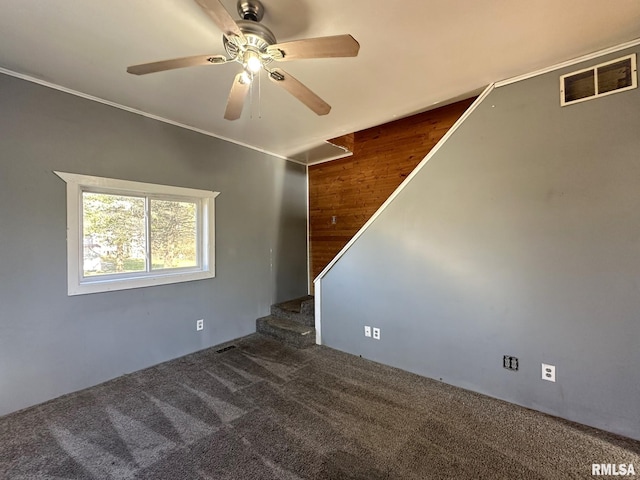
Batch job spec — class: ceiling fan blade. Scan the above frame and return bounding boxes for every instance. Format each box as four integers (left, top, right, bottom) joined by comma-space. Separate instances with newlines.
267, 34, 360, 61
127, 54, 226, 75
194, 0, 246, 44
268, 69, 331, 116
224, 73, 251, 120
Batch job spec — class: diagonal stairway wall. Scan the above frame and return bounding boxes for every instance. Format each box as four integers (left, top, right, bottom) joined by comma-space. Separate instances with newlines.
315, 42, 640, 441
308, 99, 476, 285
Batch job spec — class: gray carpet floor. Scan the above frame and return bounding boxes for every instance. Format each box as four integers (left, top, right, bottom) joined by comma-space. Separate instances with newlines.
1, 334, 638, 479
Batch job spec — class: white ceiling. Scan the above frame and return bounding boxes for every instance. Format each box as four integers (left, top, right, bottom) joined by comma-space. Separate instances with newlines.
2, 0, 640, 163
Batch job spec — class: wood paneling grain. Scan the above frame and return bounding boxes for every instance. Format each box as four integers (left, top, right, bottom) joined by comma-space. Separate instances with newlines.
309, 98, 476, 283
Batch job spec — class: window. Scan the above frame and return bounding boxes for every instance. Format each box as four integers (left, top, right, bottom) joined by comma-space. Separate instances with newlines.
55, 172, 219, 295
560, 54, 637, 106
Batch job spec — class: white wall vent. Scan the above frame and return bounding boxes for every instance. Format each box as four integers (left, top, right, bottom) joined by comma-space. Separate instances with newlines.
560, 54, 637, 106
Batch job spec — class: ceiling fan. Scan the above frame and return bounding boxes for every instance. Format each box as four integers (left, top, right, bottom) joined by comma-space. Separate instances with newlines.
127, 0, 360, 120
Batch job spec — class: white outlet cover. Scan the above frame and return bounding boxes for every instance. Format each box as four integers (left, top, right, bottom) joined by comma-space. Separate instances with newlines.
364, 326, 371, 337
196, 319, 204, 331
542, 363, 556, 382
373, 327, 381, 340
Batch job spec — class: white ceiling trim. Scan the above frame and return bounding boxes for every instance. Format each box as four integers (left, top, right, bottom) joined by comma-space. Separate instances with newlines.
306, 150, 353, 167
0, 66, 308, 166
495, 37, 640, 88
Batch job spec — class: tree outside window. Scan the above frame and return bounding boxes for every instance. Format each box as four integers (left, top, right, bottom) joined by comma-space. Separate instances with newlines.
82, 193, 199, 277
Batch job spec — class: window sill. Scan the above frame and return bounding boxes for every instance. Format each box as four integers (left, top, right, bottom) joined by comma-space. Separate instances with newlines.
70, 269, 215, 296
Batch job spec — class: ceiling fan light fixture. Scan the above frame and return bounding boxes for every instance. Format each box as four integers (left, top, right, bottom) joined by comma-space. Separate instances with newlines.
127, 0, 360, 120
246, 52, 262, 73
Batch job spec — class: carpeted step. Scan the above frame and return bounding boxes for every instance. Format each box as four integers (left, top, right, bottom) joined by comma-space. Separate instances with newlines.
256, 315, 316, 349
270, 295, 314, 327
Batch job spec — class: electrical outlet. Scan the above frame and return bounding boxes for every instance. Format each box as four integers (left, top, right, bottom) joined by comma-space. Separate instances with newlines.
364, 326, 371, 337
503, 355, 519, 371
196, 319, 204, 331
372, 327, 381, 340
542, 363, 556, 382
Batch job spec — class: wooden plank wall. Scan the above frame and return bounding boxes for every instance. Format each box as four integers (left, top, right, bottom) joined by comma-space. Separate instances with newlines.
308, 98, 476, 284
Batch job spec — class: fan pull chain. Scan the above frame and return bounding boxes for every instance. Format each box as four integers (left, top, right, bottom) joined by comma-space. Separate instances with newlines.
249, 72, 254, 120
258, 68, 262, 119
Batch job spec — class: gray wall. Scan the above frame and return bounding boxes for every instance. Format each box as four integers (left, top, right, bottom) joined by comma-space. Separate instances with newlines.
319, 46, 640, 440
0, 73, 308, 416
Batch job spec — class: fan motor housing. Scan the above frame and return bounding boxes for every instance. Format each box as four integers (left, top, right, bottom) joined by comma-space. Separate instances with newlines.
223, 20, 276, 61
237, 0, 264, 22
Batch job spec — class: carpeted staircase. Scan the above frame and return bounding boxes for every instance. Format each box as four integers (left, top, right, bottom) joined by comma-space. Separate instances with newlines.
256, 295, 315, 348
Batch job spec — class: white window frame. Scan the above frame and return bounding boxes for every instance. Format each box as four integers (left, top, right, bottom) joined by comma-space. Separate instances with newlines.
55, 171, 219, 296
